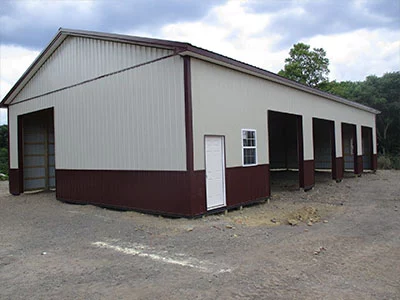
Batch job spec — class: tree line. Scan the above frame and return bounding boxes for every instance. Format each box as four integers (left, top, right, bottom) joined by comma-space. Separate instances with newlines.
0, 125, 8, 176
279, 43, 400, 168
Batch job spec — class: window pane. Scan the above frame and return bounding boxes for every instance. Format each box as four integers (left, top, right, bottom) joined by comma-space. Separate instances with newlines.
242, 130, 256, 165
244, 148, 256, 165
242, 130, 256, 147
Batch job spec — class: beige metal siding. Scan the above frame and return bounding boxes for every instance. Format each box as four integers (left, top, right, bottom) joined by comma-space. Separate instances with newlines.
9, 55, 186, 170
13, 36, 173, 103
191, 58, 376, 170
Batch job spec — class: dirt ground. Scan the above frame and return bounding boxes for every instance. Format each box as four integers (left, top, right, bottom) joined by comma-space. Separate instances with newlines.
0, 170, 399, 300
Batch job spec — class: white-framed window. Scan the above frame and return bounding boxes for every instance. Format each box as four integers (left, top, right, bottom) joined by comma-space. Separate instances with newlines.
242, 129, 257, 166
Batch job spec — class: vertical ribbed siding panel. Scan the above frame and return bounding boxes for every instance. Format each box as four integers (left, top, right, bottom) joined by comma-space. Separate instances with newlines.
13, 37, 174, 103
191, 58, 377, 170
9, 56, 186, 171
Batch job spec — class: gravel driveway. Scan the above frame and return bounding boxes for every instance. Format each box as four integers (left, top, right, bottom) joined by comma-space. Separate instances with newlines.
0, 170, 399, 299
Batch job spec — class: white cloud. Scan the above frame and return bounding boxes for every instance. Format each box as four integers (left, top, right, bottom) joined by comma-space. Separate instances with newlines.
127, 0, 287, 72
13, 0, 97, 24
305, 28, 400, 81
128, 0, 400, 81
1, 1, 96, 37
0, 45, 39, 124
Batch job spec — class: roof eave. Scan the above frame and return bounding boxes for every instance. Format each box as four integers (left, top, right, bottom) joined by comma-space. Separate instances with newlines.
180, 48, 380, 115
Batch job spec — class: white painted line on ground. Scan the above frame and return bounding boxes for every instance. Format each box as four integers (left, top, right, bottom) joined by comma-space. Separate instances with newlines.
92, 241, 232, 274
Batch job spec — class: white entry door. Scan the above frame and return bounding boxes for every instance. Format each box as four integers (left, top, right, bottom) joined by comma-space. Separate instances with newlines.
205, 136, 226, 210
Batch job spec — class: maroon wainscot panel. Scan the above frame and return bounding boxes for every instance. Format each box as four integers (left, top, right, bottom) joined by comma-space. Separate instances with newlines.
302, 160, 315, 190
188, 170, 206, 216
56, 169, 192, 216
9, 169, 22, 195
355, 155, 363, 175
332, 157, 344, 181
225, 164, 270, 208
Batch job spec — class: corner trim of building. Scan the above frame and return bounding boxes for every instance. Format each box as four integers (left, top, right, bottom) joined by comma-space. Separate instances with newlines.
183, 56, 199, 215
183, 56, 193, 172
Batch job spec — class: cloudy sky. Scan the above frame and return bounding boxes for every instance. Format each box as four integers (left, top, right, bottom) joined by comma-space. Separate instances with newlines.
0, 0, 399, 124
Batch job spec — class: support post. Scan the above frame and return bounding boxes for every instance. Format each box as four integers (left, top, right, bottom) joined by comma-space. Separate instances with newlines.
332, 121, 344, 181
298, 116, 314, 190
354, 124, 363, 175
372, 117, 378, 171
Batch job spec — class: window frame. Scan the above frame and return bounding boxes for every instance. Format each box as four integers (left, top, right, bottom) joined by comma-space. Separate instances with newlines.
241, 129, 258, 167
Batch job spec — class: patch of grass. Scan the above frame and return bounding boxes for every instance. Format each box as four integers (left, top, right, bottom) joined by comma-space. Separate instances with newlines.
378, 154, 400, 170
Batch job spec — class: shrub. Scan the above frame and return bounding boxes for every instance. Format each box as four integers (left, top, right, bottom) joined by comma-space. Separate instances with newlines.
0, 147, 7, 175
378, 155, 392, 169
378, 154, 400, 169
391, 155, 400, 170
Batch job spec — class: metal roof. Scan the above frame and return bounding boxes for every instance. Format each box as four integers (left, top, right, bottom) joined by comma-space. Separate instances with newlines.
0, 28, 380, 114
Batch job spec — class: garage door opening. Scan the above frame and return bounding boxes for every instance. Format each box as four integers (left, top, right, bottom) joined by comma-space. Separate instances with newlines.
313, 118, 335, 183
268, 111, 302, 192
18, 108, 55, 192
362, 126, 373, 170
342, 123, 357, 175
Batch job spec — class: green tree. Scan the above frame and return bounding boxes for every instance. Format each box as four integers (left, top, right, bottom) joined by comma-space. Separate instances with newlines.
0, 125, 8, 149
320, 72, 400, 156
0, 147, 8, 175
0, 125, 8, 175
358, 73, 400, 155
278, 43, 330, 88
319, 80, 363, 100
